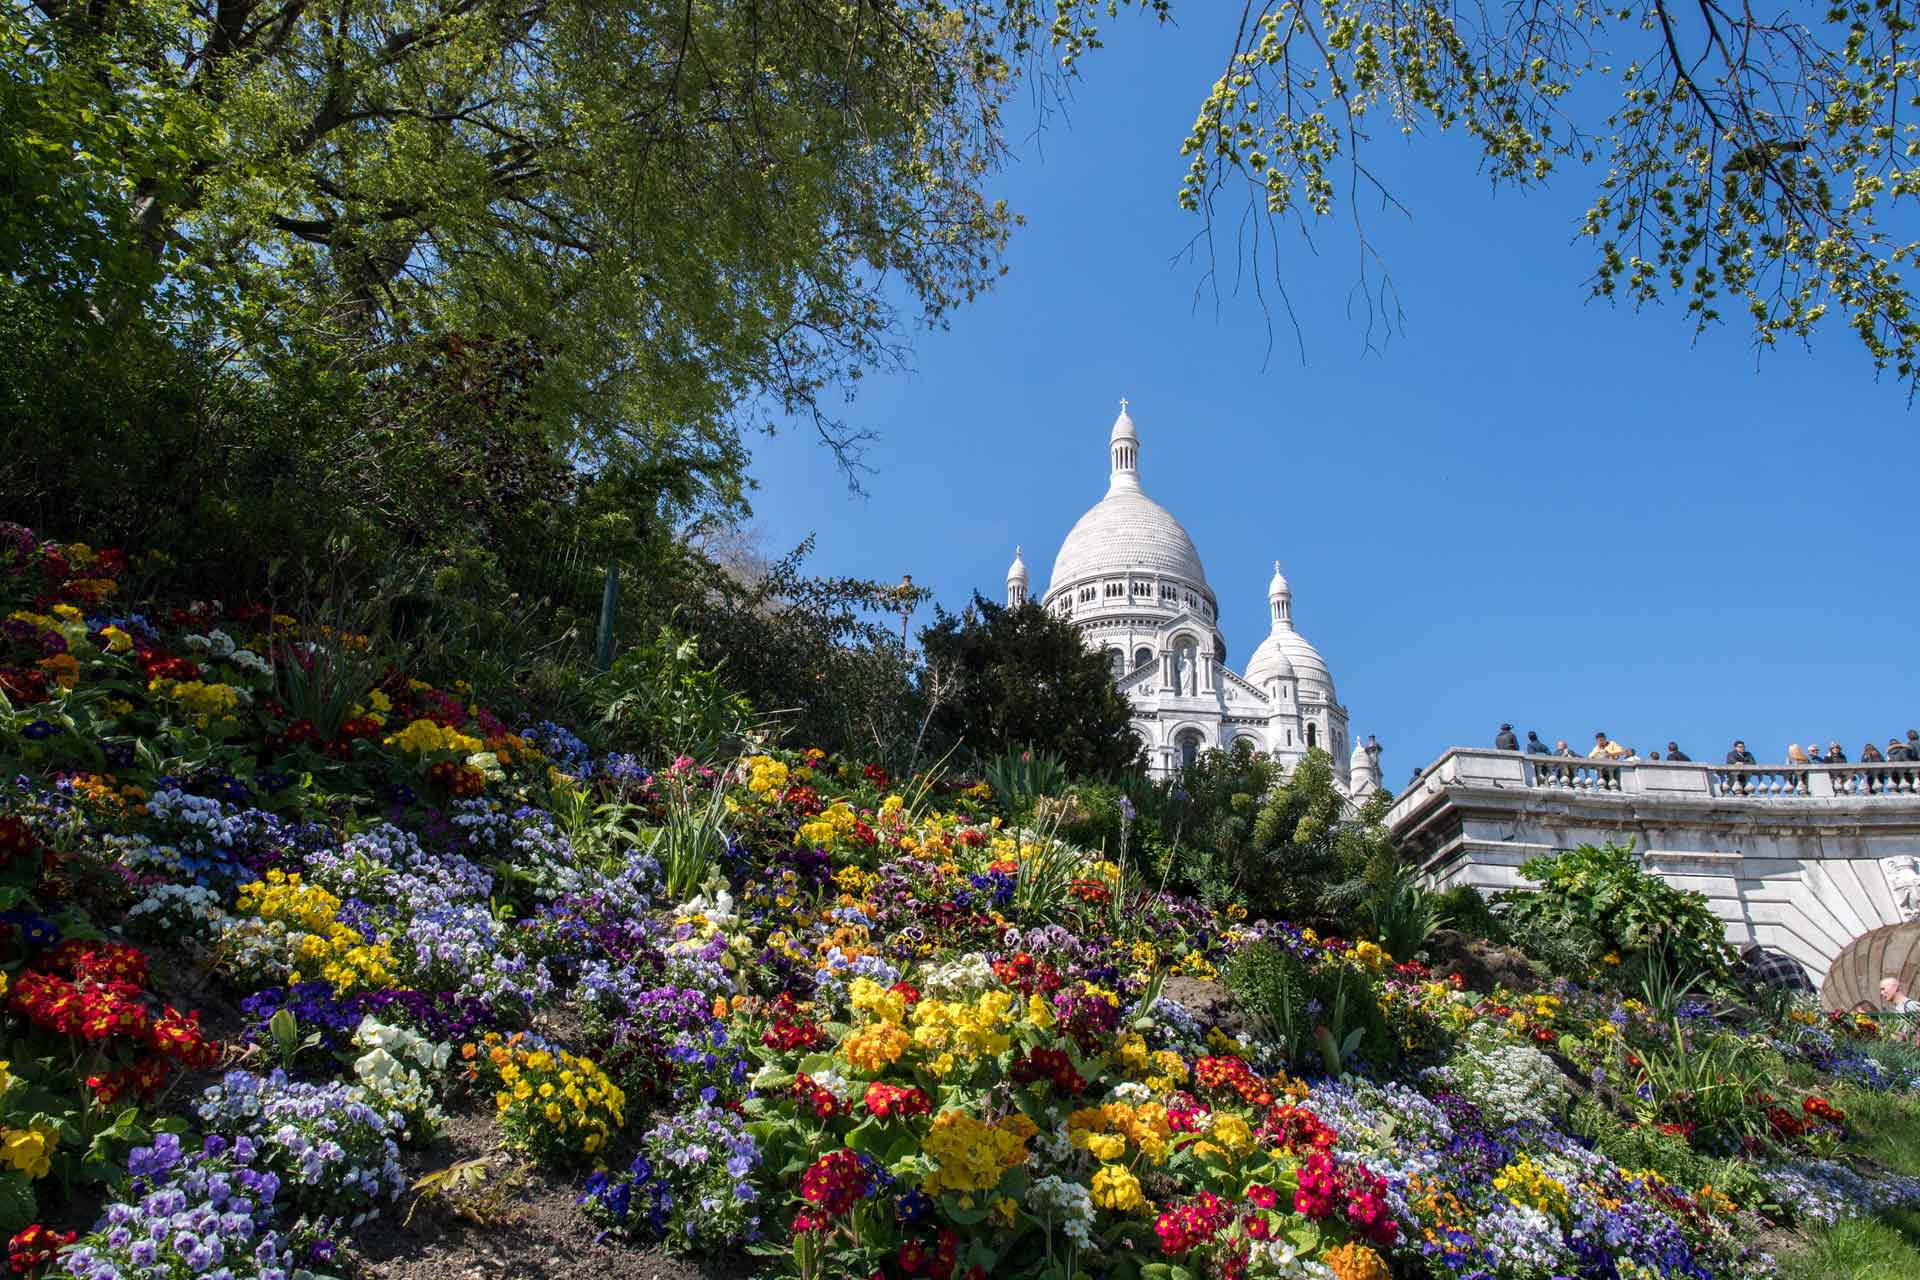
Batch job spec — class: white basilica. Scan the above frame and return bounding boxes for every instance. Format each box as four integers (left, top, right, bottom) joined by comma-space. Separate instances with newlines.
1004, 401, 1382, 795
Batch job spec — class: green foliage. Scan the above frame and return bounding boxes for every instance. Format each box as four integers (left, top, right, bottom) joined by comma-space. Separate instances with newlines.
1572, 1096, 1772, 1212
1054, 782, 1130, 855
1142, 746, 1401, 923
1362, 866, 1445, 962
1630, 1021, 1787, 1150
651, 775, 736, 902
1432, 884, 1509, 946
918, 596, 1145, 778
1225, 941, 1397, 1073
1011, 837, 1084, 925
597, 627, 756, 766
984, 748, 1072, 820
648, 537, 927, 768
1500, 843, 1733, 986
1776, 1212, 1920, 1280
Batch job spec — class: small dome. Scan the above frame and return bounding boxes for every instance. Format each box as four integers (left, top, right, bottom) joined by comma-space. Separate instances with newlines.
1109, 401, 1138, 445
1268, 560, 1291, 601
1246, 629, 1333, 698
1006, 545, 1028, 585
1244, 631, 1295, 686
1278, 632, 1335, 696
1350, 738, 1373, 768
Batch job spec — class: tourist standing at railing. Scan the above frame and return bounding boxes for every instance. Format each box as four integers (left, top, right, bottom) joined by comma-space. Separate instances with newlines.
1860, 740, 1889, 795
1907, 729, 1920, 759
1494, 723, 1519, 751
1666, 741, 1691, 761
1887, 738, 1914, 762
1786, 742, 1811, 790
1526, 730, 1550, 755
1590, 731, 1626, 760
1623, 746, 1642, 762
1825, 742, 1848, 764
1722, 740, 1756, 793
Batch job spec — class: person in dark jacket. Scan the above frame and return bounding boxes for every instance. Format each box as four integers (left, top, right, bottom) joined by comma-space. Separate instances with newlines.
1908, 729, 1920, 759
1725, 740, 1756, 765
1825, 742, 1848, 764
1526, 731, 1550, 754
1494, 724, 1520, 751
1889, 738, 1915, 762
1666, 741, 1690, 761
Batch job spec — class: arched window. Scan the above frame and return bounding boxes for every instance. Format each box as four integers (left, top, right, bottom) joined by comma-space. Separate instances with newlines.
1178, 729, 1203, 771
1306, 722, 1318, 749
1134, 646, 1153, 670
1107, 648, 1125, 677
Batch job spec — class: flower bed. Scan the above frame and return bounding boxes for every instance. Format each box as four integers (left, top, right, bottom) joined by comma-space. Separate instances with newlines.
3, 521, 1918, 1280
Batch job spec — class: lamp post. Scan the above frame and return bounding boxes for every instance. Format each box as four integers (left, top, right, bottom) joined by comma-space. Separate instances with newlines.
894, 574, 915, 648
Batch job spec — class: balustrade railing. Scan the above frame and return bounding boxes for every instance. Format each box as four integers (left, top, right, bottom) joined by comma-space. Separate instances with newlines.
1508, 755, 1920, 799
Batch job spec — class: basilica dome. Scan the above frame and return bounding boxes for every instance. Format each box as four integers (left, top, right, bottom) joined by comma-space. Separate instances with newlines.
1043, 404, 1211, 599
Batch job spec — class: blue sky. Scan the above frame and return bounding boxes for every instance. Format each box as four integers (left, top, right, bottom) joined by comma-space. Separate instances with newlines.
743, 15, 1917, 780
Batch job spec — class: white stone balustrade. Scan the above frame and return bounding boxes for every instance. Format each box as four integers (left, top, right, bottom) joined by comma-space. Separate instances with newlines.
1411, 749, 1920, 800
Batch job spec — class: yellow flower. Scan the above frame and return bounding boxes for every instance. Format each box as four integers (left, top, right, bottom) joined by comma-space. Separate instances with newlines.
37, 653, 80, 690
1324, 1242, 1391, 1280
384, 718, 483, 757
921, 1111, 1030, 1196
1, 1124, 56, 1179
1090, 1164, 1144, 1213
845, 1022, 911, 1073
99, 625, 133, 653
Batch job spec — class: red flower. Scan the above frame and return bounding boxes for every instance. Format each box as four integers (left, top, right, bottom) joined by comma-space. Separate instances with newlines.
799, 1149, 873, 1218
8, 1224, 76, 1276
1010, 1047, 1084, 1097
1803, 1096, 1847, 1126
794, 1074, 843, 1121
0, 817, 40, 867
863, 1082, 932, 1121
150, 1007, 219, 1067
43, 940, 149, 987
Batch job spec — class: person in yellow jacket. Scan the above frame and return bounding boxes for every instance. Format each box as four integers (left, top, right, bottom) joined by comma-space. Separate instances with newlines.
1589, 731, 1626, 760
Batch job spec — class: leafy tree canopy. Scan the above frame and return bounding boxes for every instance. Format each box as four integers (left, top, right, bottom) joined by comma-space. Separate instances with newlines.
918, 594, 1145, 777
0, 0, 1151, 493
1173, 0, 1920, 387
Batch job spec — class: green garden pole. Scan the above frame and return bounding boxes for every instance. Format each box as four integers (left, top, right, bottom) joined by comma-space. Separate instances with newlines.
595, 562, 619, 672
